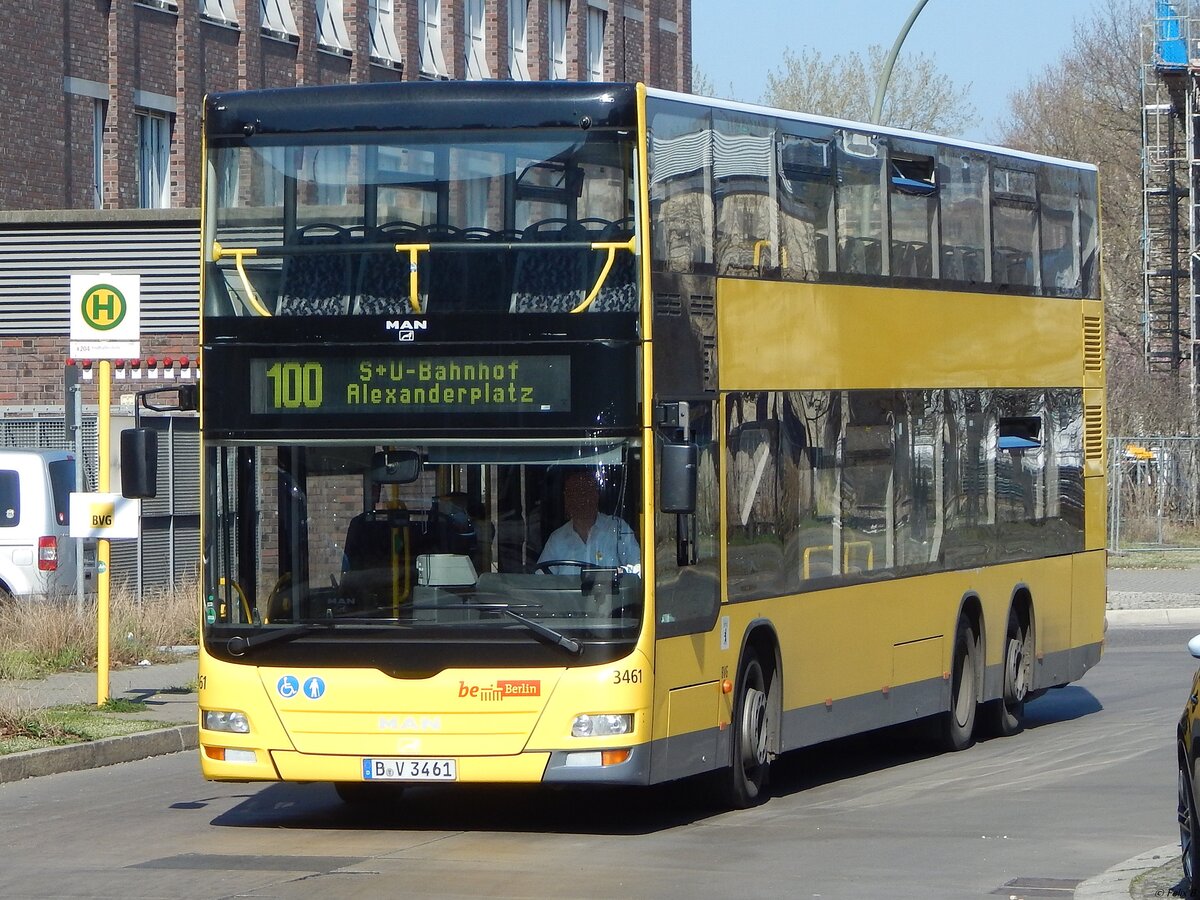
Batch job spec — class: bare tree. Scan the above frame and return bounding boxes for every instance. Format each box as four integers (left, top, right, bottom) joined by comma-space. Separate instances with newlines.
997, 1, 1181, 433
762, 45, 977, 137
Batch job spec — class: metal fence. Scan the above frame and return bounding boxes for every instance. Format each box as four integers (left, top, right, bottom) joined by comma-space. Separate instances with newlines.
1109, 436, 1200, 552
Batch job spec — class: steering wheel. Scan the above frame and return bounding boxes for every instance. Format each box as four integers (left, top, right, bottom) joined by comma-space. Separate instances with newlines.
534, 559, 590, 574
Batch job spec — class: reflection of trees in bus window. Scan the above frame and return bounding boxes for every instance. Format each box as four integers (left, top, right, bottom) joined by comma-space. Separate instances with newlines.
722, 388, 1085, 601
835, 132, 884, 276
776, 132, 835, 280
713, 111, 774, 275
655, 401, 720, 637
1039, 166, 1081, 297
991, 167, 1040, 290
888, 146, 937, 279
649, 101, 714, 272
1079, 171, 1100, 299
937, 150, 987, 285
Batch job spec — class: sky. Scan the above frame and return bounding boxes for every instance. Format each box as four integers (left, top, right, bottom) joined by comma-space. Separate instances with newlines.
690, 0, 1109, 143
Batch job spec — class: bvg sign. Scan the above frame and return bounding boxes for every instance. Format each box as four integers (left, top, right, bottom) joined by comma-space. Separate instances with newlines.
70, 272, 141, 360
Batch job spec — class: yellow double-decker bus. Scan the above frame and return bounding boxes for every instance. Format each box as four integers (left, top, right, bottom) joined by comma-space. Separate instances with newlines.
192, 81, 1104, 807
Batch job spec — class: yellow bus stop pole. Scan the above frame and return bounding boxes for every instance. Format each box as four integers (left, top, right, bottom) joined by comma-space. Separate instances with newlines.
96, 359, 111, 706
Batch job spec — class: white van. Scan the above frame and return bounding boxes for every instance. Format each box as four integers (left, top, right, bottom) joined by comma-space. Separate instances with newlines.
0, 449, 92, 600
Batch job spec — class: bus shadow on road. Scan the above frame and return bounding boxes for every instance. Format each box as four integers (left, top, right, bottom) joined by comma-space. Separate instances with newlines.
766, 684, 1104, 798
205, 686, 1103, 835
209, 777, 729, 835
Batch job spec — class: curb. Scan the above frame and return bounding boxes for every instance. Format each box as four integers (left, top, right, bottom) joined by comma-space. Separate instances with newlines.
1106, 607, 1200, 627
0, 724, 198, 784
1074, 843, 1179, 898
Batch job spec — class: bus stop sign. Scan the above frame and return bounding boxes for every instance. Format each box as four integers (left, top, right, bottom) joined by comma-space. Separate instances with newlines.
70, 272, 141, 360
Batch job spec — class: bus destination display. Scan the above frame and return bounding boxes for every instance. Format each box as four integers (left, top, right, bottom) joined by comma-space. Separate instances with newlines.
250, 355, 571, 415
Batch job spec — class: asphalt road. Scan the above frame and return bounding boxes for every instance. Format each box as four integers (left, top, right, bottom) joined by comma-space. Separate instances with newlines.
0, 624, 1192, 900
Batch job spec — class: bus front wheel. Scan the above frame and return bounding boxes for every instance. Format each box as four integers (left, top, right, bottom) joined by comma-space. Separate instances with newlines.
721, 653, 772, 809
939, 620, 979, 752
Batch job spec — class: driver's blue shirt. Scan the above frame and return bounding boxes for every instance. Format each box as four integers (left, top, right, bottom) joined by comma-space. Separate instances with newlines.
537, 513, 641, 574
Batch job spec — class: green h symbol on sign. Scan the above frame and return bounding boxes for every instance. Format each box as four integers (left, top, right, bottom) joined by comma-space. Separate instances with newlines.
81, 284, 126, 331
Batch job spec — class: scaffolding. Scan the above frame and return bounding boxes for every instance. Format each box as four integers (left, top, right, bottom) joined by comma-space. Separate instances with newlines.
1143, 1, 1200, 392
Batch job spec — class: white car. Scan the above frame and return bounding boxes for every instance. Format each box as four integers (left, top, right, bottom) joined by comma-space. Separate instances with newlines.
0, 448, 92, 600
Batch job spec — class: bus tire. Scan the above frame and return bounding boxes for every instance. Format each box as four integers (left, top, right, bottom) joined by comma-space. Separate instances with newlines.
940, 619, 979, 752
721, 653, 772, 809
982, 609, 1032, 738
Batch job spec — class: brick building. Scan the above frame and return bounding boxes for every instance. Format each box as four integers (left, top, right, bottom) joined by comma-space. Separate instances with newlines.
0, 0, 691, 589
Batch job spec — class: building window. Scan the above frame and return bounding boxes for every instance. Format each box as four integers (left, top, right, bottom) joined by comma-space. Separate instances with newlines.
419, 0, 449, 78
315, 0, 352, 53
548, 0, 568, 80
261, 0, 299, 39
137, 111, 172, 209
200, 0, 238, 25
93, 100, 106, 210
586, 4, 605, 82
508, 0, 530, 80
369, 0, 402, 65
465, 0, 491, 80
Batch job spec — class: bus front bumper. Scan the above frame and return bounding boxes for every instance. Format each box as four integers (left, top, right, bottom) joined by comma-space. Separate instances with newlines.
201, 744, 651, 786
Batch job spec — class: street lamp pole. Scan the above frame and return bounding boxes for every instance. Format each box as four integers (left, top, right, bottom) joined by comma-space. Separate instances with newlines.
870, 0, 931, 125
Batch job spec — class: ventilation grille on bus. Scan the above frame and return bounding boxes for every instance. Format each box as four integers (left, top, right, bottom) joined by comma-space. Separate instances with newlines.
691, 293, 716, 387
1083, 314, 1103, 373
655, 292, 683, 316
1084, 403, 1104, 461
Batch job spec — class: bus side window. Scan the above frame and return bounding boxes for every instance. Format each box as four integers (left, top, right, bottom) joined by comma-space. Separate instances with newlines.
649, 101, 714, 274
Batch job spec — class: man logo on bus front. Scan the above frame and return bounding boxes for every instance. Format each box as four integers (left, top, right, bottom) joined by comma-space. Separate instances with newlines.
386, 319, 427, 341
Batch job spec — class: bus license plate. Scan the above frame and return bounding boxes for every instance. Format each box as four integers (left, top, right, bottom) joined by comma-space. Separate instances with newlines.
362, 758, 457, 781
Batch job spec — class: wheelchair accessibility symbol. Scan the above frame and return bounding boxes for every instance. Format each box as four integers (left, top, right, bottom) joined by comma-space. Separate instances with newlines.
303, 676, 326, 700
276, 675, 300, 699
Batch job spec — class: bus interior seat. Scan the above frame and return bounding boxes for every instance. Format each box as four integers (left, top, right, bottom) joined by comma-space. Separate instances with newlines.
509, 219, 590, 313
941, 246, 964, 281
587, 217, 638, 312
993, 247, 1033, 287
891, 241, 932, 278
354, 221, 421, 315
838, 237, 882, 276
277, 223, 356, 315
341, 510, 414, 611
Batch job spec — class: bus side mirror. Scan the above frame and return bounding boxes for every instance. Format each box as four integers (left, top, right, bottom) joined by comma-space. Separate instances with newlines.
660, 442, 697, 514
120, 428, 158, 499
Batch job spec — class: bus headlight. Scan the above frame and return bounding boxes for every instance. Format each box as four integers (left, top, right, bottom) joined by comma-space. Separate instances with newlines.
571, 713, 632, 738
203, 710, 250, 734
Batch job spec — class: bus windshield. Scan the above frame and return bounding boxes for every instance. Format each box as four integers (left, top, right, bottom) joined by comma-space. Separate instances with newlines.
206, 129, 638, 317
204, 438, 644, 657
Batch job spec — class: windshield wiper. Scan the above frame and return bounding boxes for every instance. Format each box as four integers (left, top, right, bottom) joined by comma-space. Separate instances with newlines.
411, 598, 581, 655
500, 608, 582, 656
226, 621, 334, 657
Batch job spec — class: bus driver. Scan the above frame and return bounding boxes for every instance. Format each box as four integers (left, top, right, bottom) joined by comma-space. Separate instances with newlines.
537, 470, 640, 575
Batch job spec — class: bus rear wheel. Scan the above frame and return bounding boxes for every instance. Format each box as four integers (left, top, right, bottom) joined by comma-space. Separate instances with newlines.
939, 620, 978, 752
720, 653, 772, 809
982, 610, 1032, 738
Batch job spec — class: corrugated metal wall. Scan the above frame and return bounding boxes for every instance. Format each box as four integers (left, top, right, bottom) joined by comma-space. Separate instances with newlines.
0, 213, 200, 335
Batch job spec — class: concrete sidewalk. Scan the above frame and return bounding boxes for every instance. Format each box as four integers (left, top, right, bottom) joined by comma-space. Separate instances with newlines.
0, 655, 198, 783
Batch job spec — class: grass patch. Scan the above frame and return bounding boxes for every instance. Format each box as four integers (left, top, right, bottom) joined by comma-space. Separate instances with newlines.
98, 698, 148, 713
0, 580, 198, 680
1108, 550, 1200, 569
0, 702, 172, 755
